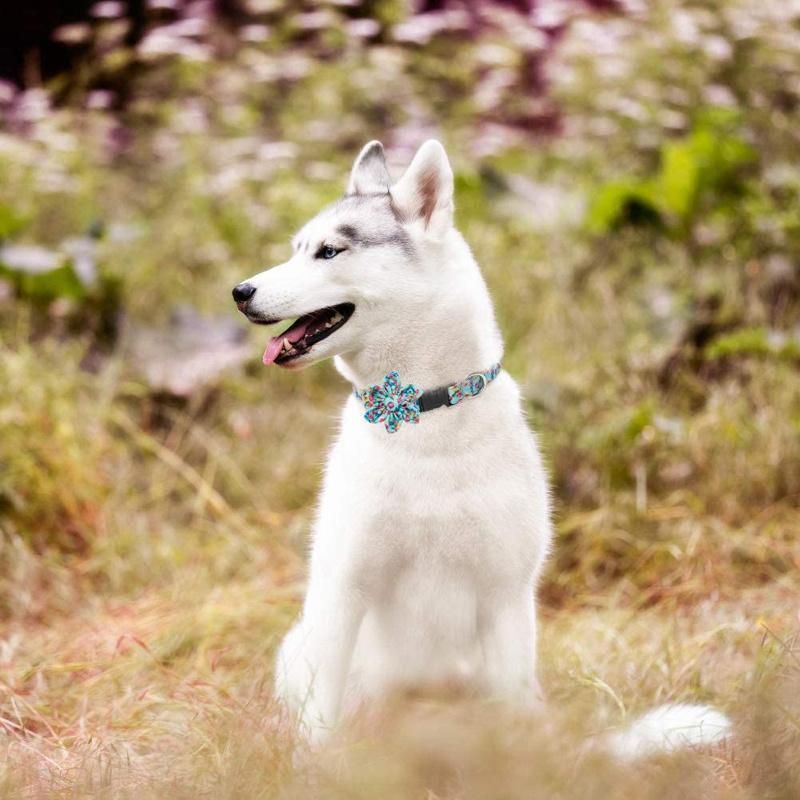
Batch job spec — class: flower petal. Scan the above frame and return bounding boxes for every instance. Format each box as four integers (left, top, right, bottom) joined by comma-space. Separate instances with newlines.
383, 371, 401, 395
402, 404, 420, 424
364, 405, 387, 424
384, 412, 402, 433
398, 383, 419, 406
364, 385, 387, 408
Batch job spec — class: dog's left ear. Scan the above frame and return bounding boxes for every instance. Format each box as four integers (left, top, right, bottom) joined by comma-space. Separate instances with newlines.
391, 140, 454, 235
348, 140, 391, 195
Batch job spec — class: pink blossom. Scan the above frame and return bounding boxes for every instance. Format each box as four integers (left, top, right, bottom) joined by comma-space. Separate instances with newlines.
91, 1, 126, 19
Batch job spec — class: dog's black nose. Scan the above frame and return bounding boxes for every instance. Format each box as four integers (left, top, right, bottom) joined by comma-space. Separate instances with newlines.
232, 282, 256, 304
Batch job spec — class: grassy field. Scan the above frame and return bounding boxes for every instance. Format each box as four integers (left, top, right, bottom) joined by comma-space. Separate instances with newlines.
1, 1, 799, 796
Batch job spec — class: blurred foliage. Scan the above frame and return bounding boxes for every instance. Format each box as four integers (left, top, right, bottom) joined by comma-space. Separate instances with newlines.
0, 203, 27, 239
587, 109, 755, 233
0, 339, 115, 558
0, 258, 86, 302
706, 326, 800, 362
0, 0, 796, 596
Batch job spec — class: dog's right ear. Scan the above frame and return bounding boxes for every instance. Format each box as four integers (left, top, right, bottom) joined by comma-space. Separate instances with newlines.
347, 140, 391, 196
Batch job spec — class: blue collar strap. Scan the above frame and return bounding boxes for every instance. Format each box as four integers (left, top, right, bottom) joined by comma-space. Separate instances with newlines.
354, 363, 501, 433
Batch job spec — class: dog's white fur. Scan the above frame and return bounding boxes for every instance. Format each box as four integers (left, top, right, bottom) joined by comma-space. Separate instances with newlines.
238, 140, 729, 751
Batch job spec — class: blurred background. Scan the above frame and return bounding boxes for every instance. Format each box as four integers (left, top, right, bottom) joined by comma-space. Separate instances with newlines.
0, 0, 798, 796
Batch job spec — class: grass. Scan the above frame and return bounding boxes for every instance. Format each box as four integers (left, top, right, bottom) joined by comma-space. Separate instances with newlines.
1, 580, 798, 797
1, 0, 800, 795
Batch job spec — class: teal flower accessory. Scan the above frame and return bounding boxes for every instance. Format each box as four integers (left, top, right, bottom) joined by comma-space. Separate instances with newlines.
357, 371, 421, 433
354, 363, 502, 434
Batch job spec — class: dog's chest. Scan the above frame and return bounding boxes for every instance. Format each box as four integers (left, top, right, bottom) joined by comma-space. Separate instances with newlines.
316, 395, 545, 597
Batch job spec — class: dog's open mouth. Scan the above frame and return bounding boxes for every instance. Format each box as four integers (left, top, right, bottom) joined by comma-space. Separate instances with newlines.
261, 302, 355, 366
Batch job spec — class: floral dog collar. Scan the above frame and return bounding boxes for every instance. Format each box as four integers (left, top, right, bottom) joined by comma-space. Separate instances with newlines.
354, 363, 501, 433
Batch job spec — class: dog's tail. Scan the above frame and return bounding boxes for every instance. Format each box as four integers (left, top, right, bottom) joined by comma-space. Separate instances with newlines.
603, 704, 731, 759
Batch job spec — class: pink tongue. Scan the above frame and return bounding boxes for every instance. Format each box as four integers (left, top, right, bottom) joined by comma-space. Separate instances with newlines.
262, 315, 315, 366
262, 338, 284, 365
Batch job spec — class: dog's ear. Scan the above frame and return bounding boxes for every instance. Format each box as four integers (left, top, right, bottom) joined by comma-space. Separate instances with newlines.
391, 140, 454, 234
347, 140, 391, 195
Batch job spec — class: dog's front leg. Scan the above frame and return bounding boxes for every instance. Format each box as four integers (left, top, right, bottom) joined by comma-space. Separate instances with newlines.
480, 592, 542, 709
275, 582, 363, 743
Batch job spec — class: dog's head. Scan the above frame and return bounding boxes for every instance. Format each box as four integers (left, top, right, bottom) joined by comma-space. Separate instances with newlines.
232, 139, 455, 369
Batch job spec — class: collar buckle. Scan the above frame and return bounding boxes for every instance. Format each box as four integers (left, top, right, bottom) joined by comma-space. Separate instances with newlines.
463, 371, 488, 398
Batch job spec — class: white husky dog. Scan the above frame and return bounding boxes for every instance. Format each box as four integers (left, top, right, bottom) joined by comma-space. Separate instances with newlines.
233, 140, 730, 751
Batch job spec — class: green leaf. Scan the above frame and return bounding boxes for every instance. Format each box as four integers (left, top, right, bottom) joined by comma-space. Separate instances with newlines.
0, 204, 27, 240
586, 180, 661, 233
706, 328, 800, 362
655, 139, 699, 220
0, 252, 87, 302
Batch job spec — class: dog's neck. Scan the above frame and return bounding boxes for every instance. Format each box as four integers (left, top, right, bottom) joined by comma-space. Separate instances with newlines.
335, 293, 502, 394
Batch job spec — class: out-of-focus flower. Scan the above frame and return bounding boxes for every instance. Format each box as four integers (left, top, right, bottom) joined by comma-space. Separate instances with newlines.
305, 161, 338, 181
474, 68, 517, 112
346, 18, 381, 39
243, 0, 281, 12
0, 80, 16, 104
91, 1, 126, 18
31, 125, 77, 153
764, 163, 799, 189
508, 24, 547, 52
52, 23, 92, 44
475, 42, 517, 67
151, 129, 183, 163
302, 119, 342, 142
106, 223, 144, 244
531, 0, 573, 29
240, 25, 271, 43
469, 122, 524, 158
392, 14, 441, 44
87, 91, 115, 110
171, 99, 209, 134
613, 96, 645, 120
671, 9, 700, 45
139, 29, 210, 61
391, 121, 441, 159
257, 141, 297, 161
616, 0, 647, 13
0, 245, 62, 274
185, 0, 213, 20
206, 164, 246, 194
702, 34, 733, 61
648, 288, 675, 320
393, 10, 470, 44
14, 90, 50, 124
659, 109, 687, 129
294, 10, 336, 32
506, 175, 586, 230
703, 84, 736, 107
271, 53, 312, 81
163, 18, 208, 37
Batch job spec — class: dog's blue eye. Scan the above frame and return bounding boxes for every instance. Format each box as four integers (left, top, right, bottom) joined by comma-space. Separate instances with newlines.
317, 245, 340, 260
